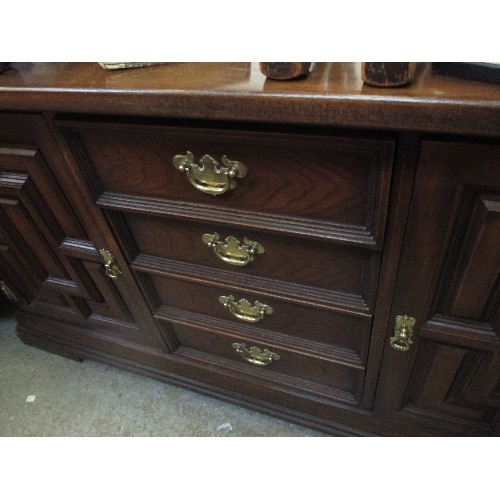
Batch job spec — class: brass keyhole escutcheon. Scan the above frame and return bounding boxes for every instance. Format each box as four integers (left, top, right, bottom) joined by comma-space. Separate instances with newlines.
99, 249, 122, 280
390, 315, 416, 352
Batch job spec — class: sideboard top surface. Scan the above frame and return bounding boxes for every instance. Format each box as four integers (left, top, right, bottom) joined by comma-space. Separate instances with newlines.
1, 62, 499, 136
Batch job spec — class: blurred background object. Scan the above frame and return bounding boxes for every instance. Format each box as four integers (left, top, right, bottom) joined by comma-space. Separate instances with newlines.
259, 62, 311, 80
361, 62, 416, 87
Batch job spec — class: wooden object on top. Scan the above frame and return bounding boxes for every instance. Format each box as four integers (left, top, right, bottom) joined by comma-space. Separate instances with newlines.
361, 62, 417, 87
259, 62, 311, 80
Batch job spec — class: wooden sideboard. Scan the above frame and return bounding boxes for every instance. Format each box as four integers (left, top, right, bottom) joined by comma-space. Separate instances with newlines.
0, 62, 499, 436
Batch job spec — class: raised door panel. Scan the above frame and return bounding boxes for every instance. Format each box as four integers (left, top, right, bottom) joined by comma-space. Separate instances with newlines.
374, 140, 500, 436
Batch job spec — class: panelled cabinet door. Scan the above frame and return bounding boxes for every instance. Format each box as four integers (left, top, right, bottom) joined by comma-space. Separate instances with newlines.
0, 114, 165, 352
374, 140, 500, 436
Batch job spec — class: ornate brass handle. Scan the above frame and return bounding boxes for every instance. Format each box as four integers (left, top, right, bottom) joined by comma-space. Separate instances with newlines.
390, 315, 416, 352
99, 249, 122, 280
172, 151, 248, 196
219, 295, 273, 323
232, 342, 280, 366
0, 281, 18, 301
202, 232, 265, 266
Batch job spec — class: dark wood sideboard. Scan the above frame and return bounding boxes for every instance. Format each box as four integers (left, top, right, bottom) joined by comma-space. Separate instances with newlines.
0, 62, 499, 436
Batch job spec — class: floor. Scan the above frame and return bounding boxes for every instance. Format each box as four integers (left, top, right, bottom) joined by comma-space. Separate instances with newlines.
0, 310, 325, 437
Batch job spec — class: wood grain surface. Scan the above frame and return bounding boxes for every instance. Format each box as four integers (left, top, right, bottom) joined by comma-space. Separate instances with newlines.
0, 63, 499, 136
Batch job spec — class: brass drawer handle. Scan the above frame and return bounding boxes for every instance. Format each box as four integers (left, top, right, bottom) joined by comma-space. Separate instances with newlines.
219, 294, 273, 323
99, 249, 122, 280
390, 315, 416, 352
202, 232, 265, 266
232, 342, 280, 366
0, 280, 18, 301
173, 151, 248, 196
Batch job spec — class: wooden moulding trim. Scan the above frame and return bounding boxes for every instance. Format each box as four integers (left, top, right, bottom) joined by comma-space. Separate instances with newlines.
97, 192, 380, 248
132, 253, 371, 316
154, 304, 366, 369
175, 345, 360, 407
17, 311, 161, 359
59, 237, 100, 258
400, 404, 494, 436
423, 314, 498, 348
1, 89, 500, 137
42, 275, 80, 294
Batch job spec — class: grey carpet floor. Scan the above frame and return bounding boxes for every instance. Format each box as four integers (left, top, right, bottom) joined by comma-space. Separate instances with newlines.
0, 313, 325, 437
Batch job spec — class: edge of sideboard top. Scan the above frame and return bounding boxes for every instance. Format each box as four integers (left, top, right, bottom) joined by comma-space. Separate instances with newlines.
1, 62, 499, 137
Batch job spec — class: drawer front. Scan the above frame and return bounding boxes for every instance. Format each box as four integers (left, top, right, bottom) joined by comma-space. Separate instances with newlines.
161, 320, 365, 406
143, 273, 372, 365
61, 121, 394, 247
57, 117, 389, 414
124, 212, 379, 311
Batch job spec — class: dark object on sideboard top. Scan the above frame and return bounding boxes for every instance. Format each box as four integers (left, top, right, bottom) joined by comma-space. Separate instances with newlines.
361, 62, 417, 87
0, 63, 11, 74
432, 62, 500, 84
259, 62, 311, 80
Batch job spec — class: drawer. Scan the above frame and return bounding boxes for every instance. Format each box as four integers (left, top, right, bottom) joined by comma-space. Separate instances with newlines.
159, 319, 365, 406
62, 121, 394, 246
142, 273, 372, 365
124, 212, 379, 311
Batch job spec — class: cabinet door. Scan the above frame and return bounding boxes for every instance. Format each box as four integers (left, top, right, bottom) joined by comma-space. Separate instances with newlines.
0, 114, 166, 353
375, 140, 500, 436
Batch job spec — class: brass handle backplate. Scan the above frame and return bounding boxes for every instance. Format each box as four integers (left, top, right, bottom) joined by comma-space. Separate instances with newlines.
0, 281, 18, 301
173, 151, 248, 196
202, 232, 264, 266
99, 249, 122, 280
219, 295, 273, 323
390, 315, 416, 352
232, 342, 280, 366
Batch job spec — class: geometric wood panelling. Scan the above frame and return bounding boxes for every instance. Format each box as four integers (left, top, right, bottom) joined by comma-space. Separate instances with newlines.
374, 140, 500, 435
435, 193, 500, 332
401, 339, 500, 435
404, 340, 497, 423
0, 142, 153, 347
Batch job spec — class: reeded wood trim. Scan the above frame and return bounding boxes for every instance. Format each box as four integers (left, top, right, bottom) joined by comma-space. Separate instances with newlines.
98, 192, 378, 247
175, 346, 359, 406
59, 237, 100, 259
423, 315, 498, 347
133, 253, 371, 315
155, 305, 365, 368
